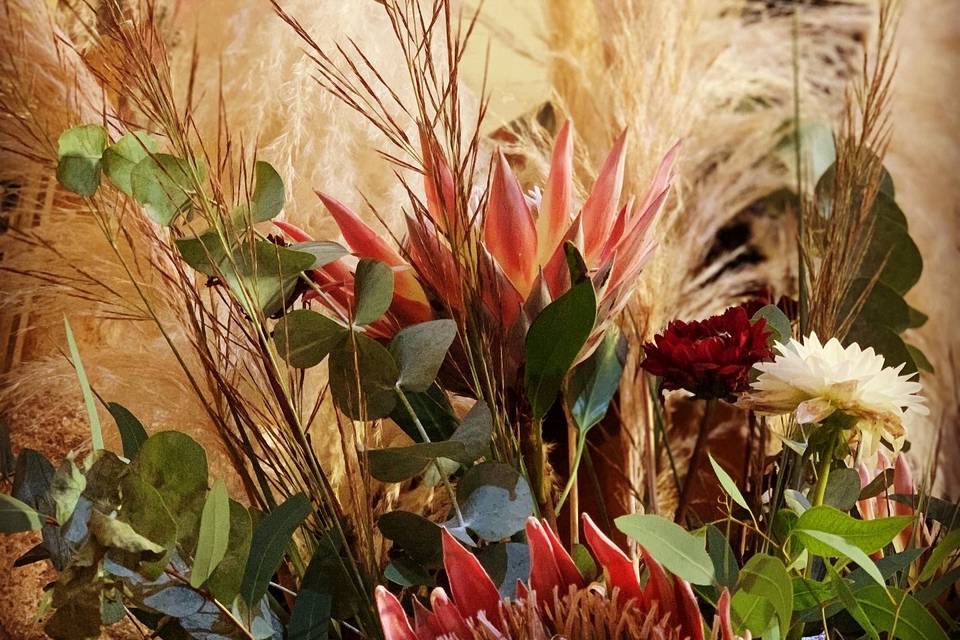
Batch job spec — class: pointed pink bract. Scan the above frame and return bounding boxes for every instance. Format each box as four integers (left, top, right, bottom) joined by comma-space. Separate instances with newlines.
441, 529, 503, 630
537, 120, 574, 266
582, 129, 628, 262
375, 586, 419, 640
484, 150, 538, 297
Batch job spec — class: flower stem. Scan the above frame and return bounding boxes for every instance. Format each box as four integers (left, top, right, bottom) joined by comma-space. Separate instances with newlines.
676, 397, 717, 524
811, 430, 838, 508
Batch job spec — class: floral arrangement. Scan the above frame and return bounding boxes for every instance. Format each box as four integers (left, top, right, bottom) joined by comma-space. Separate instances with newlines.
0, 1, 957, 640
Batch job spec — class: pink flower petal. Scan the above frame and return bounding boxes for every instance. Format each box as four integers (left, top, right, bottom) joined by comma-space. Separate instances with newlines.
441, 528, 503, 630
581, 512, 644, 606
537, 120, 574, 265
525, 518, 564, 609
375, 586, 419, 640
582, 129, 627, 262
430, 588, 471, 638
484, 150, 538, 297
419, 126, 456, 233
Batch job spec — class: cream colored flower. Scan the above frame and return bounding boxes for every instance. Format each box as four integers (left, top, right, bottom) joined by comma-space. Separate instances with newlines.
740, 333, 927, 457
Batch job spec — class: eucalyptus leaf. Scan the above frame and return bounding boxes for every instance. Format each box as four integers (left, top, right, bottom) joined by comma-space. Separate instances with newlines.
240, 492, 310, 607
453, 463, 534, 542
56, 125, 108, 195
300, 530, 362, 620
250, 161, 284, 222
378, 510, 442, 566
448, 401, 493, 461
476, 542, 530, 598
0, 494, 43, 532
822, 467, 862, 512
751, 304, 792, 345
273, 309, 348, 369
132, 432, 208, 555
292, 240, 350, 269
615, 513, 715, 585
353, 259, 394, 326
524, 280, 597, 420
221, 240, 315, 318
50, 457, 85, 525
106, 402, 148, 460
89, 510, 166, 556
328, 332, 399, 419
709, 453, 752, 517
389, 384, 458, 442
367, 441, 470, 483
288, 589, 330, 640
791, 528, 884, 585
118, 473, 178, 578
65, 317, 103, 451
706, 525, 739, 589
102, 131, 158, 195
190, 479, 231, 589
389, 319, 457, 392
131, 154, 199, 226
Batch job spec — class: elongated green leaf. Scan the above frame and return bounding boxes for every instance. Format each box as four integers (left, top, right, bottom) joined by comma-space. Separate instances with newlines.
709, 453, 752, 517
328, 332, 399, 419
379, 510, 443, 566
796, 505, 911, 554
240, 492, 311, 606
288, 590, 330, 640
65, 317, 103, 450
854, 586, 948, 640
191, 479, 231, 588
105, 402, 148, 460
102, 130, 157, 195
390, 320, 457, 392
56, 125, 108, 195
273, 309, 348, 369
706, 525, 739, 589
792, 528, 884, 585
353, 259, 394, 326
0, 494, 42, 532
131, 153, 199, 225
89, 509, 165, 555
206, 499, 253, 604
827, 561, 879, 640
250, 161, 284, 222
615, 514, 715, 585
568, 326, 624, 432
524, 280, 597, 420
919, 529, 960, 581
730, 555, 792, 637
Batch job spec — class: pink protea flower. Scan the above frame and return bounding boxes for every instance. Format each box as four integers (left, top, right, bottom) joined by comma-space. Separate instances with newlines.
375, 514, 704, 640
276, 122, 676, 343
856, 452, 929, 553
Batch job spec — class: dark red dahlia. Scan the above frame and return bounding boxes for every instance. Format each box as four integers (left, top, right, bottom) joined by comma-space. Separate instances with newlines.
641, 305, 774, 400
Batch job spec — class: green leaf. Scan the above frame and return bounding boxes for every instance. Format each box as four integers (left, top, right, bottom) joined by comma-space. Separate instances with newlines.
378, 510, 442, 566
106, 402, 148, 459
454, 462, 534, 542
367, 441, 471, 483
389, 384, 458, 442
919, 529, 960, 582
299, 531, 362, 620
524, 280, 597, 420
842, 280, 912, 334
353, 258, 394, 326
568, 326, 624, 432
64, 317, 104, 451
854, 586, 948, 640
859, 194, 922, 295
476, 542, 531, 598
273, 309, 348, 369
221, 240, 315, 317
390, 320, 457, 392
328, 332, 399, 419
291, 240, 350, 270
288, 589, 330, 640
240, 492, 310, 606
89, 509, 165, 555
0, 494, 42, 532
118, 473, 177, 578
751, 304, 792, 345
795, 505, 911, 554
448, 401, 493, 461
250, 161, 284, 222
792, 577, 835, 611
706, 525, 739, 589
730, 555, 792, 637
132, 431, 208, 555
859, 468, 894, 500
826, 561, 879, 640
191, 479, 231, 589
792, 528, 884, 585
131, 153, 199, 225
571, 543, 598, 581
905, 343, 934, 373
709, 453, 752, 517
847, 321, 917, 374
50, 457, 85, 525
206, 499, 253, 604
822, 466, 862, 512
615, 514, 715, 585
102, 130, 158, 195
56, 125, 108, 195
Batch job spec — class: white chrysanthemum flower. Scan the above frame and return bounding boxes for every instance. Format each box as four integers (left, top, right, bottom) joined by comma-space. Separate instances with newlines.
740, 333, 927, 458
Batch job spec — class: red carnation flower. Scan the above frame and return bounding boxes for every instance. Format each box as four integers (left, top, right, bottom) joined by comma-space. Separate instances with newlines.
641, 305, 773, 401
